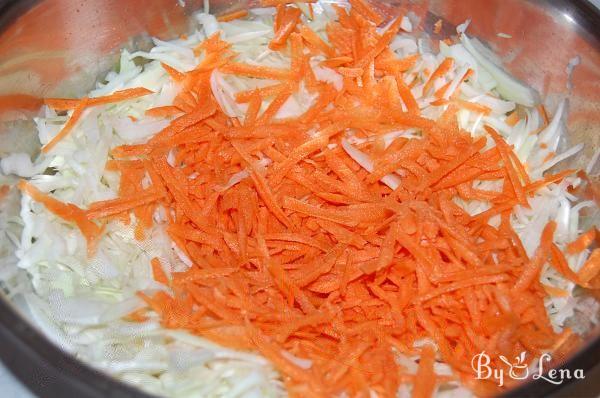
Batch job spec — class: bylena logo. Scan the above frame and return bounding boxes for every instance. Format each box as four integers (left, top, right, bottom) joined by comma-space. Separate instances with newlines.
471, 351, 585, 387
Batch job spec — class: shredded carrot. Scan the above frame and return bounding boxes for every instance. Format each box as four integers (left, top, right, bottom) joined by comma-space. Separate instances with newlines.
452, 98, 492, 115
86, 189, 165, 219
243, 91, 262, 126
256, 84, 293, 124
485, 126, 528, 206
217, 9, 248, 22
348, 0, 383, 25
513, 221, 556, 292
233, 142, 295, 230
337, 67, 364, 77
220, 62, 291, 80
525, 169, 576, 193
395, 74, 419, 113
42, 98, 90, 153
354, 17, 403, 69
299, 25, 335, 57
549, 243, 580, 284
42, 88, 154, 152
43, 99, 81, 111
283, 197, 356, 227
269, 6, 302, 50
423, 57, 454, 95
25, 7, 595, 398
235, 83, 287, 103
44, 88, 153, 111
567, 228, 596, 254
578, 249, 600, 285
161, 63, 185, 81
151, 257, 170, 285
145, 106, 182, 118
378, 53, 419, 74
413, 345, 436, 398
194, 32, 232, 56
320, 56, 353, 68
542, 283, 569, 297
18, 180, 103, 256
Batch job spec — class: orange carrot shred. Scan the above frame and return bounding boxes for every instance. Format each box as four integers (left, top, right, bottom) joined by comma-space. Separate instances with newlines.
513, 221, 556, 292
44, 88, 153, 111
217, 9, 248, 22
42, 98, 89, 153
549, 243, 580, 284
337, 67, 364, 77
244, 91, 262, 126
320, 56, 353, 68
578, 249, 600, 285
348, 0, 383, 25
18, 180, 103, 256
161, 63, 185, 81
485, 125, 528, 206
567, 228, 596, 254
232, 142, 295, 230
395, 74, 419, 113
423, 57, 454, 95
413, 344, 436, 398
145, 106, 182, 118
235, 83, 286, 103
542, 283, 569, 297
221, 62, 292, 81
452, 98, 491, 115
151, 258, 170, 285
270, 6, 302, 50
299, 25, 335, 57
43, 88, 154, 152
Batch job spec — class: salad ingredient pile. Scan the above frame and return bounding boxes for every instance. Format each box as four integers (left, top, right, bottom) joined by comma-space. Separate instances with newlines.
2, 0, 599, 397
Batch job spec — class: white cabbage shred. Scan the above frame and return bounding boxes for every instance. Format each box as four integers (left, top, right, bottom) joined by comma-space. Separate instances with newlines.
0, 2, 596, 398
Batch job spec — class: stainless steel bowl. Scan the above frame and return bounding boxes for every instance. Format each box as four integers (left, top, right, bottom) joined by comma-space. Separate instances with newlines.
0, 0, 598, 397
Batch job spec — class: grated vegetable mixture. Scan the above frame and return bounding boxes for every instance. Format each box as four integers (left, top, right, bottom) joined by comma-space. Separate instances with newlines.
0, 1, 599, 397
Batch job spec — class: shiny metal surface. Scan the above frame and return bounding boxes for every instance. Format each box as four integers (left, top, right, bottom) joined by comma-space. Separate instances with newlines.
0, 0, 193, 97
0, 0, 598, 397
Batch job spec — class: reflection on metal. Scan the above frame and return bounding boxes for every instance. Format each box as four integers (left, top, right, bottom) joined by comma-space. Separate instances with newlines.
563, 12, 576, 24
